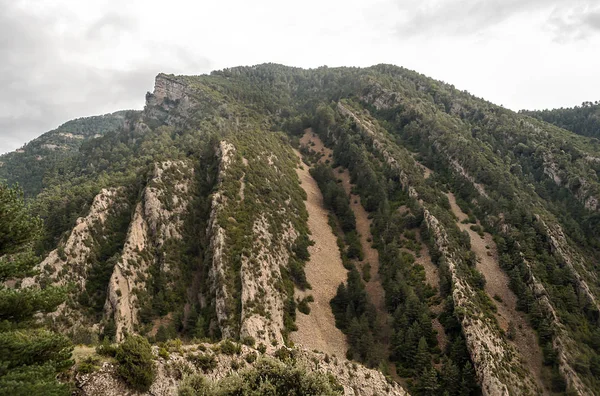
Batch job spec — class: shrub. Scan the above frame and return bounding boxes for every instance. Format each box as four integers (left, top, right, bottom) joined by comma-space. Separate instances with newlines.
177, 357, 343, 395
178, 373, 212, 396
115, 335, 156, 392
96, 339, 117, 357
245, 352, 257, 364
77, 356, 100, 374
297, 295, 314, 315
240, 336, 255, 347
219, 340, 241, 355
188, 353, 217, 372
159, 347, 170, 360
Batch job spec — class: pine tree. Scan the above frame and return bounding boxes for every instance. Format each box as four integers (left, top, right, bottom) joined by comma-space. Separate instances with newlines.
416, 367, 439, 396
441, 359, 461, 396
460, 361, 477, 396
0, 183, 72, 394
415, 336, 432, 373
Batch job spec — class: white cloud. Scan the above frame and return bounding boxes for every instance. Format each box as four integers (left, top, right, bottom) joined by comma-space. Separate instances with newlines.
1, 0, 599, 153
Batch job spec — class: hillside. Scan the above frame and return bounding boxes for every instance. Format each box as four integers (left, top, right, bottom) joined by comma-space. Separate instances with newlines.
522, 101, 600, 139
0, 111, 133, 197
4, 64, 600, 395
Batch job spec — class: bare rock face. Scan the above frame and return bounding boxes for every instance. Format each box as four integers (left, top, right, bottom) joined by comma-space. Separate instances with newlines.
75, 343, 408, 396
19, 188, 127, 334
145, 74, 194, 125
22, 188, 123, 289
104, 202, 150, 341
240, 215, 297, 347
206, 141, 237, 339
104, 161, 194, 341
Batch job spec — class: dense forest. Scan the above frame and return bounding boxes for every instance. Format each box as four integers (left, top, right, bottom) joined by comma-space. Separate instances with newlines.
522, 101, 600, 139
2, 63, 600, 395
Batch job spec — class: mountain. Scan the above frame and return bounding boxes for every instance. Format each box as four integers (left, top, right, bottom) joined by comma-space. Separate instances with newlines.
0, 111, 134, 197
5, 64, 600, 395
521, 101, 600, 139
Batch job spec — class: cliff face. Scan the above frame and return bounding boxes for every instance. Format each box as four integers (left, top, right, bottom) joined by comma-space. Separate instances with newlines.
23, 188, 125, 290
144, 74, 195, 125
204, 135, 308, 348
206, 141, 237, 339
104, 161, 194, 341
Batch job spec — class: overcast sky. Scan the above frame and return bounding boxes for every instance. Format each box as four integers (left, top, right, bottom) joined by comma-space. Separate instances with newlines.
1, 0, 599, 154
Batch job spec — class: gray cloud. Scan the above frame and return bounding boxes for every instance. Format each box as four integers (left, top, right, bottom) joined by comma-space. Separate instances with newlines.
0, 1, 211, 154
549, 5, 600, 42
86, 13, 138, 40
395, 0, 600, 40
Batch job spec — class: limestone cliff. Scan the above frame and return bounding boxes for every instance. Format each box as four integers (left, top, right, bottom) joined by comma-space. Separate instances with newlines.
104, 161, 194, 341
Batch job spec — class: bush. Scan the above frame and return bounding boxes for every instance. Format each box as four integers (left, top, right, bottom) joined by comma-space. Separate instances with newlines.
297, 295, 314, 315
178, 373, 212, 396
188, 353, 217, 372
240, 336, 255, 347
159, 347, 170, 360
96, 339, 117, 357
177, 357, 343, 395
77, 356, 101, 374
245, 352, 257, 364
219, 340, 241, 355
115, 335, 156, 392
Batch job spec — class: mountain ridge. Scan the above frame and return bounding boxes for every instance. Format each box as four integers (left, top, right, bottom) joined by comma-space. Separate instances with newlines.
5, 63, 600, 395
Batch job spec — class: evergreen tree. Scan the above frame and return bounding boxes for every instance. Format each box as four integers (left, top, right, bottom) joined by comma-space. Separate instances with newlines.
417, 367, 439, 396
441, 360, 461, 396
0, 183, 72, 394
415, 336, 432, 373
460, 361, 477, 396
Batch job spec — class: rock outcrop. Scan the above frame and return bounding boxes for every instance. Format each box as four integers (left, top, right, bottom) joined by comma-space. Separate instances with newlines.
22, 188, 124, 290
104, 161, 193, 341
423, 210, 539, 395
75, 342, 408, 396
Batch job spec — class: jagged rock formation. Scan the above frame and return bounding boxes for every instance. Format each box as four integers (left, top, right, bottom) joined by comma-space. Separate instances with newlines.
104, 161, 194, 341
23, 188, 125, 289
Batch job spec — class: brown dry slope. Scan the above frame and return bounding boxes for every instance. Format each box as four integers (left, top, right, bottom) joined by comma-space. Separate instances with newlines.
290, 148, 348, 358
446, 192, 548, 394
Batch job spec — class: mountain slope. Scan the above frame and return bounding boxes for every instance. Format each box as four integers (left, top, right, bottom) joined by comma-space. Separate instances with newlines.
12, 64, 600, 395
521, 101, 600, 139
0, 111, 132, 197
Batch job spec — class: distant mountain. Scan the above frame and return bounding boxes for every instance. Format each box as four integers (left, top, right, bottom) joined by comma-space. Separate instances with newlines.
7, 64, 600, 395
521, 101, 600, 139
0, 111, 136, 197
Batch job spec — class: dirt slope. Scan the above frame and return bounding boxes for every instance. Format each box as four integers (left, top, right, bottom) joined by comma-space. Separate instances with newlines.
446, 192, 547, 394
290, 146, 348, 358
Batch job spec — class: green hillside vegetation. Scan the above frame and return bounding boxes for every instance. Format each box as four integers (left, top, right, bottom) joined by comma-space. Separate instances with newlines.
0, 111, 131, 198
6, 63, 600, 394
522, 101, 600, 139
